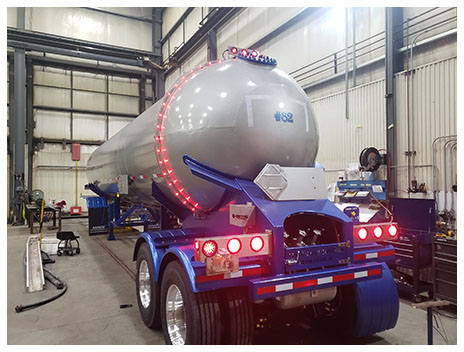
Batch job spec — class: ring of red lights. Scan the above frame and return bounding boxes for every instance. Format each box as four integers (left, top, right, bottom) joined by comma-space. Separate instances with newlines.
154, 59, 222, 212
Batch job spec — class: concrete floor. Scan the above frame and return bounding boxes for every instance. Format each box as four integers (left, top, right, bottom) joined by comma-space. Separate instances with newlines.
7, 218, 457, 345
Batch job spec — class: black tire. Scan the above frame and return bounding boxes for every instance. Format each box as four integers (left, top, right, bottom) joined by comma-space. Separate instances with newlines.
76, 248, 81, 255
57, 251, 62, 256
160, 261, 221, 345
136, 243, 161, 329
219, 287, 254, 344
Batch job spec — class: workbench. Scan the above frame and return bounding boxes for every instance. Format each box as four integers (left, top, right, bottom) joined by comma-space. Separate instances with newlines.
26, 204, 62, 234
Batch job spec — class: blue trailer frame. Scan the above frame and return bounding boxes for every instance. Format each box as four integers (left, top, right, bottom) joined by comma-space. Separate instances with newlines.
128, 155, 399, 338
86, 183, 160, 240
88, 155, 399, 340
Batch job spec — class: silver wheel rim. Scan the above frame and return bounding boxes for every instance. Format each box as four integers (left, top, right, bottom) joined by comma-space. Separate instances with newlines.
166, 284, 187, 345
138, 260, 151, 309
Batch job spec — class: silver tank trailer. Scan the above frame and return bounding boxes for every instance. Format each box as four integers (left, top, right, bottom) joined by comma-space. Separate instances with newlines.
87, 57, 319, 213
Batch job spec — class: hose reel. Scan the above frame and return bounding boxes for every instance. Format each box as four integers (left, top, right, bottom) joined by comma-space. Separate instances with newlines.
359, 147, 384, 172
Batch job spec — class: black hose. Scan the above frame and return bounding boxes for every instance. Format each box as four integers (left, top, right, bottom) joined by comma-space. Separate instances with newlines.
15, 268, 67, 313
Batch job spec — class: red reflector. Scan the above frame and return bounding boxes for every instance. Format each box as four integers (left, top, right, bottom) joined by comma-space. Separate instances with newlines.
230, 47, 238, 54
388, 224, 398, 237
194, 240, 200, 250
241, 48, 248, 56
251, 50, 258, 57
227, 238, 242, 254
202, 240, 217, 257
250, 236, 265, 252
373, 226, 383, 239
357, 227, 368, 240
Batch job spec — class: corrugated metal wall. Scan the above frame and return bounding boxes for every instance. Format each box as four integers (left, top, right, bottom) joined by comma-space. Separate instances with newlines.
394, 57, 457, 196
310, 56, 457, 198
310, 78, 386, 184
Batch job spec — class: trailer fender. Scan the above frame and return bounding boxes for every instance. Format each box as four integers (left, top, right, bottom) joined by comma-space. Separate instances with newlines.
161, 246, 198, 293
133, 233, 162, 280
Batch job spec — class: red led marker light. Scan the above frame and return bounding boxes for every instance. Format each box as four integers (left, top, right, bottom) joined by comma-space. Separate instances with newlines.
230, 47, 238, 54
202, 240, 218, 257
250, 236, 265, 252
227, 238, 242, 254
194, 240, 200, 251
357, 227, 368, 240
251, 50, 258, 57
373, 226, 383, 239
388, 224, 398, 237
241, 48, 248, 56
155, 59, 222, 212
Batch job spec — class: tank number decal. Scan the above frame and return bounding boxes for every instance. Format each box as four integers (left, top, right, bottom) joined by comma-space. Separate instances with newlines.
275, 111, 293, 123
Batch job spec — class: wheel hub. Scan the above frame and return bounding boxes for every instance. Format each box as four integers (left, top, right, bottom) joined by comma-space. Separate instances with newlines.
166, 284, 187, 345
138, 259, 151, 309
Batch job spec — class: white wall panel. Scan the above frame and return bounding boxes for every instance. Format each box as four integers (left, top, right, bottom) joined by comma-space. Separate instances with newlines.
162, 7, 188, 37
34, 66, 71, 88
109, 76, 138, 96
145, 101, 154, 110
34, 86, 71, 107
72, 113, 106, 141
145, 81, 152, 98
394, 57, 457, 194
108, 116, 132, 138
169, 23, 184, 56
73, 71, 106, 92
34, 110, 71, 139
73, 90, 106, 111
261, 8, 385, 85
310, 79, 386, 184
109, 95, 139, 114
184, 8, 203, 42
33, 143, 99, 211
216, 8, 301, 57
8, 7, 17, 27
25, 7, 152, 51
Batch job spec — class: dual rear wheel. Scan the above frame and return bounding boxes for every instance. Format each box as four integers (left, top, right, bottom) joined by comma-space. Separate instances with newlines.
136, 243, 254, 345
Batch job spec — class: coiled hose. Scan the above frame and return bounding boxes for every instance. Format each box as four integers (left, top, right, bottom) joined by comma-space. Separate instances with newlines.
15, 258, 67, 313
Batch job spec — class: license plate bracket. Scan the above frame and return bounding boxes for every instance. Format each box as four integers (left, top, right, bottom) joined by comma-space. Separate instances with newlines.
206, 251, 239, 276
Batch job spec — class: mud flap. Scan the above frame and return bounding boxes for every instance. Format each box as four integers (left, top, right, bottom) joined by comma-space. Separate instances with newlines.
352, 262, 399, 337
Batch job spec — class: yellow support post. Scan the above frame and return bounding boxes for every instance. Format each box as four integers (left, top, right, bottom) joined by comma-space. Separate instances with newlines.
39, 199, 44, 247
75, 160, 78, 207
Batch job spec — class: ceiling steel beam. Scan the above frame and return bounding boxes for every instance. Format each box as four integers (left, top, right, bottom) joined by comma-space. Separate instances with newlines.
8, 27, 156, 59
33, 105, 138, 119
7, 27, 162, 71
8, 40, 147, 68
165, 7, 242, 75
82, 7, 153, 23
32, 137, 105, 146
25, 54, 151, 78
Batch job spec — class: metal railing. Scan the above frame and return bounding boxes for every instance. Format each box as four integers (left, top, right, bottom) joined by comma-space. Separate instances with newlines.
289, 7, 457, 88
